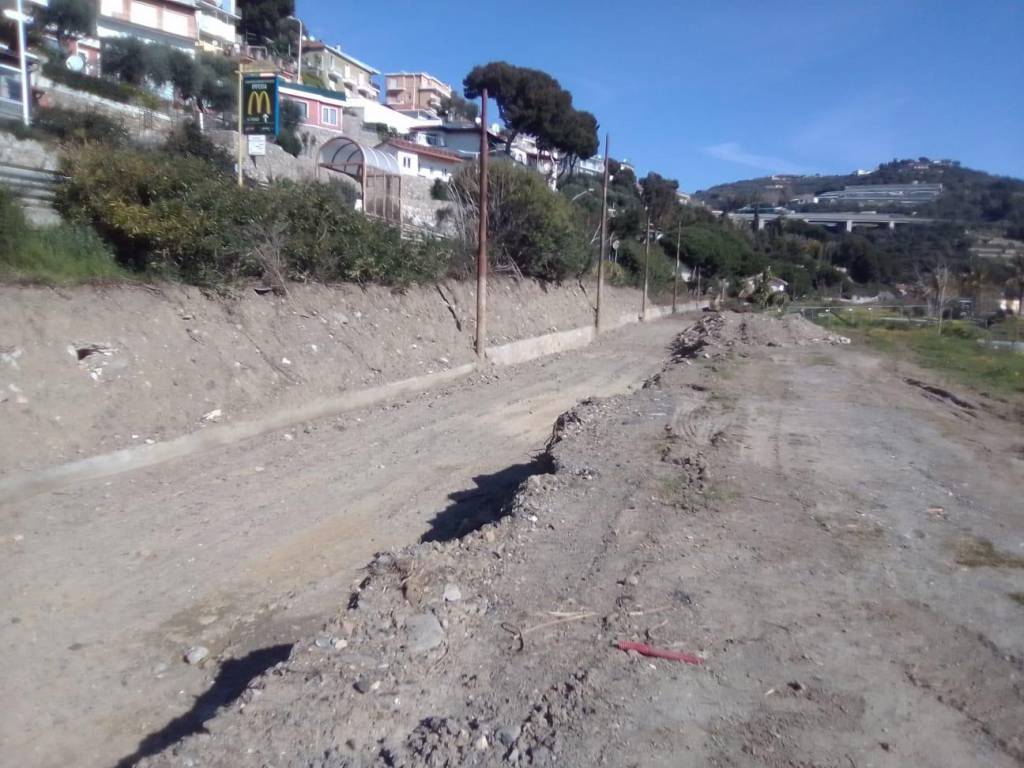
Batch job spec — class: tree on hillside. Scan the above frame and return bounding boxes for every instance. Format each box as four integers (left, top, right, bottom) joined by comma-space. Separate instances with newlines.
556, 109, 599, 176
463, 61, 597, 166
101, 38, 151, 85
38, 0, 95, 50
237, 0, 294, 50
640, 172, 679, 229
438, 93, 479, 122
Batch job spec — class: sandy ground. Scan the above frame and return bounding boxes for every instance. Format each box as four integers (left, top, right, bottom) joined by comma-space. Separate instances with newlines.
4, 311, 1023, 768
0, 313, 691, 768
130, 312, 1022, 768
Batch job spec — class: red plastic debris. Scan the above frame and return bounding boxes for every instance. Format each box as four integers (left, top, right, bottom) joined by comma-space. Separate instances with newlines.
615, 640, 703, 665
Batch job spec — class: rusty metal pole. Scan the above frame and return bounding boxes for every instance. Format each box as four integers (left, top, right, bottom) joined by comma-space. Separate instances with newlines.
672, 219, 681, 313
236, 66, 244, 187
641, 213, 651, 320
596, 133, 610, 331
475, 89, 489, 358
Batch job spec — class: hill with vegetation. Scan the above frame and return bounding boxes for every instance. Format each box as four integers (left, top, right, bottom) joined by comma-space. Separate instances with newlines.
696, 158, 1024, 238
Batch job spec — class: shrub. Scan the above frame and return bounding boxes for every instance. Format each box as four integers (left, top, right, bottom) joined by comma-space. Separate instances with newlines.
430, 178, 450, 201
42, 59, 149, 106
163, 119, 233, 173
32, 105, 130, 146
57, 144, 459, 286
451, 160, 591, 281
58, 145, 257, 282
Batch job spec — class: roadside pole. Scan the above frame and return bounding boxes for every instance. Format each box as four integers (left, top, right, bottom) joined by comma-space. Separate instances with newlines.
672, 219, 681, 313
596, 133, 610, 331
641, 213, 651, 320
236, 65, 244, 187
475, 89, 489, 358
16, 0, 29, 126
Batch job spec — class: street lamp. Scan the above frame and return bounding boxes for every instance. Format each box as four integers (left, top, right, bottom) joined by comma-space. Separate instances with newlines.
286, 15, 303, 84
570, 188, 595, 202
3, 0, 47, 127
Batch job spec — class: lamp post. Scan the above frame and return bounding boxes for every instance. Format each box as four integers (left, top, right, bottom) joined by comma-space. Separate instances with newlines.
287, 15, 303, 84
4, 0, 47, 127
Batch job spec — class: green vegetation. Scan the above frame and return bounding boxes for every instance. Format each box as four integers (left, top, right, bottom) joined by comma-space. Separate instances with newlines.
41, 59, 160, 109
0, 188, 124, 283
99, 40, 235, 110
812, 309, 1024, 395
452, 161, 591, 281
56, 141, 459, 286
463, 62, 599, 172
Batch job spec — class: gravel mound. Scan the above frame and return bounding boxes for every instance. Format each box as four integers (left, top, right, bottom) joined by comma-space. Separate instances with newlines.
672, 310, 850, 360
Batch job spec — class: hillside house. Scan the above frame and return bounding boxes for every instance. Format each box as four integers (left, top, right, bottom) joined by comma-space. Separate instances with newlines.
279, 81, 346, 137
97, 0, 200, 54
302, 41, 379, 100
384, 72, 451, 116
378, 137, 463, 181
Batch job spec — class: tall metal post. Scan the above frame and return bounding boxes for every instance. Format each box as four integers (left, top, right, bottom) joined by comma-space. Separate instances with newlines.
641, 213, 651, 320
672, 219, 681, 313
236, 66, 244, 187
475, 89, 489, 358
596, 133, 610, 330
16, 0, 30, 127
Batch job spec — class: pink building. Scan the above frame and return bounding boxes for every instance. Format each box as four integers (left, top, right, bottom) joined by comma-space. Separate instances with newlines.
97, 0, 200, 54
279, 81, 346, 135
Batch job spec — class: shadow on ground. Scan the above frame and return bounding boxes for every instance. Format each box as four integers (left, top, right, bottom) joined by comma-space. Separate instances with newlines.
114, 643, 293, 767
421, 457, 551, 543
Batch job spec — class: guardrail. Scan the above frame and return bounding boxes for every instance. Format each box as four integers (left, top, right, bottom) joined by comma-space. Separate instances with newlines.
0, 161, 64, 224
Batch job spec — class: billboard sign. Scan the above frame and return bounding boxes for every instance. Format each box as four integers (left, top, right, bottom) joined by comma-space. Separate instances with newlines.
242, 75, 279, 136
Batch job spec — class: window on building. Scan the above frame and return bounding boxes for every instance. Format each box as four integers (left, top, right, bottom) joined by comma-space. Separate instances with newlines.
402, 156, 412, 168
129, 0, 159, 28
321, 105, 338, 126
163, 8, 191, 36
424, 133, 441, 147
285, 99, 308, 121
388, 77, 397, 89
100, 0, 123, 16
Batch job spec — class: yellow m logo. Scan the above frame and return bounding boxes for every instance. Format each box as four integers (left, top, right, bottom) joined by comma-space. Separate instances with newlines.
247, 90, 272, 116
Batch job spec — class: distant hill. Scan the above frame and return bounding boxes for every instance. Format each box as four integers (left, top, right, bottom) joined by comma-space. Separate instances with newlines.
696, 158, 1024, 237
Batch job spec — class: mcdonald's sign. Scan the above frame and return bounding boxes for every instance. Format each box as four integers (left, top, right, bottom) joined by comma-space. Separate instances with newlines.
242, 75, 279, 136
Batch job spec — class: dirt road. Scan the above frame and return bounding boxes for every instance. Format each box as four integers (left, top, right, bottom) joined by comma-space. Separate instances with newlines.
137, 313, 1022, 768
0, 315, 692, 768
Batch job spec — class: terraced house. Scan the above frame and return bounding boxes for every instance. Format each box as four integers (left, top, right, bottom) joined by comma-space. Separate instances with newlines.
301, 41, 379, 101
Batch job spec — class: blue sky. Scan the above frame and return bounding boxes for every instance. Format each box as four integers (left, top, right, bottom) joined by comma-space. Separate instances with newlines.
297, 0, 1024, 191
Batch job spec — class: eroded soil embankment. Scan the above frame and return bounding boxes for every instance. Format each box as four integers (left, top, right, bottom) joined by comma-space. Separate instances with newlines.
0, 279, 646, 475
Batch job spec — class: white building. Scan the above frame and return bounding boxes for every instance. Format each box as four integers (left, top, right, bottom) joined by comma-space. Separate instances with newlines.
378, 137, 464, 181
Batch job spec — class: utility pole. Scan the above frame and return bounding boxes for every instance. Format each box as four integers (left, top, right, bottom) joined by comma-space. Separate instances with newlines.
475, 88, 489, 358
641, 213, 652, 320
236, 65, 244, 187
596, 133, 610, 331
672, 219, 681, 313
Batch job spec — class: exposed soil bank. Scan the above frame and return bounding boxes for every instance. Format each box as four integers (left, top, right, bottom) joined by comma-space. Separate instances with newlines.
0, 279, 651, 475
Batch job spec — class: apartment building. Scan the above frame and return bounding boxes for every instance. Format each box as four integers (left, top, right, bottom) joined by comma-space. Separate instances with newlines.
195, 0, 239, 53
302, 41, 379, 100
384, 72, 451, 116
97, 0, 200, 54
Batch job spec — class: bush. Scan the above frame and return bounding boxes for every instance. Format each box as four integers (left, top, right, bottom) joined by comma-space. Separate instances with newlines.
57, 144, 459, 286
58, 145, 257, 282
0, 187, 124, 283
42, 59, 152, 107
163, 119, 233, 173
431, 178, 450, 201
32, 105, 130, 145
451, 161, 591, 281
